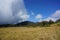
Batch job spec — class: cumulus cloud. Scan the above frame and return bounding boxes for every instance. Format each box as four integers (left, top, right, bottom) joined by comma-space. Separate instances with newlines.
15, 10, 30, 23
0, 0, 29, 24
35, 14, 42, 22
45, 10, 60, 21
52, 10, 60, 19
36, 14, 42, 19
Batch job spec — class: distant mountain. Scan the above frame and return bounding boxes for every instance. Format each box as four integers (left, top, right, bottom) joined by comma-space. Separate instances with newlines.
0, 21, 35, 27
0, 19, 60, 27
16, 21, 35, 26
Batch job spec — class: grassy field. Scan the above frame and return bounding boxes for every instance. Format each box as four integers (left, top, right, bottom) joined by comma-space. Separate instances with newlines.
0, 27, 60, 40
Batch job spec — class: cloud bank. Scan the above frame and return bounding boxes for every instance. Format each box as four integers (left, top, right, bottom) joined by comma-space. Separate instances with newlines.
0, 0, 29, 24
45, 10, 60, 21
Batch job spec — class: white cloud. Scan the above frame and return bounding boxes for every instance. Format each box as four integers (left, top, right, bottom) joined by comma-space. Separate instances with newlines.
16, 10, 30, 19
0, 0, 29, 24
44, 17, 56, 21
52, 10, 60, 19
16, 10, 30, 23
35, 14, 42, 22
18, 14, 30, 23
36, 14, 42, 19
45, 10, 60, 21
20, 15, 30, 19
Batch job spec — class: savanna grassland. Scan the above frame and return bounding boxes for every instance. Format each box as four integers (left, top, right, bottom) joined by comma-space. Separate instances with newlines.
0, 26, 60, 40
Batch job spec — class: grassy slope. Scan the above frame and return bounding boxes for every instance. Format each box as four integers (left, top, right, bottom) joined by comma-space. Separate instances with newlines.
0, 27, 60, 40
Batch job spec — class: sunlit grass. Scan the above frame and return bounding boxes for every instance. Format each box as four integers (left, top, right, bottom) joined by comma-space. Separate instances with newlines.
0, 27, 60, 40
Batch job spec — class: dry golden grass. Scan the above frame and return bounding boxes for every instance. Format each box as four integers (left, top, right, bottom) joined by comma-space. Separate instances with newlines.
0, 27, 60, 40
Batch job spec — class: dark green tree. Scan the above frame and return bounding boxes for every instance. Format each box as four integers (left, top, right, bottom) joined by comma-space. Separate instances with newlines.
48, 20, 54, 25
38, 21, 49, 27
56, 19, 60, 23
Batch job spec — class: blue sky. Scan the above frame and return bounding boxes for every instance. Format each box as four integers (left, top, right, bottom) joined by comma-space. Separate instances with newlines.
24, 0, 60, 22
0, 0, 60, 24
